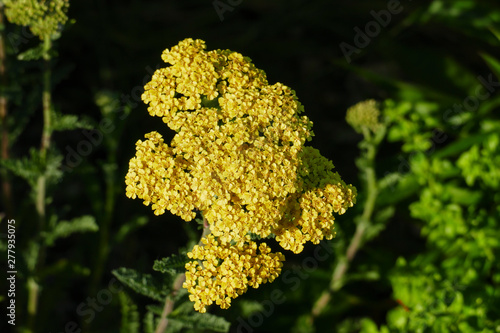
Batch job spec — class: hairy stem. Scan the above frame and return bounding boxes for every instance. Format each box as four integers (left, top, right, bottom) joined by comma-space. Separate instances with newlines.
40, 39, 52, 159
155, 273, 186, 333
27, 38, 53, 333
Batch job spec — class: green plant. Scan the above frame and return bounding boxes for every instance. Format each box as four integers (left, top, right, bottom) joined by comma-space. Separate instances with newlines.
359, 100, 500, 332
0, 1, 100, 332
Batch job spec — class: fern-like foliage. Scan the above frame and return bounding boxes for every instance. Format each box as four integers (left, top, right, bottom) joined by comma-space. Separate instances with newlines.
51, 111, 94, 131
112, 268, 170, 302
43, 215, 98, 246
119, 292, 140, 333
1, 148, 63, 188
153, 253, 189, 275
114, 252, 231, 333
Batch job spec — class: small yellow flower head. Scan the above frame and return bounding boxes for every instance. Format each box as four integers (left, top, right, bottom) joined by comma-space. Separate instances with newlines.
183, 235, 284, 313
4, 0, 69, 40
274, 147, 357, 253
126, 39, 356, 311
346, 99, 382, 134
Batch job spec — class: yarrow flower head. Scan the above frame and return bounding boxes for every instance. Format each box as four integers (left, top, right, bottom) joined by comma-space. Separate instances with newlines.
4, 0, 69, 41
184, 235, 284, 313
125, 38, 356, 312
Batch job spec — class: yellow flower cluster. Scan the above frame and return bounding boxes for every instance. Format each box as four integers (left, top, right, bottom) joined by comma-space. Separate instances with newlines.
125, 38, 356, 311
4, 0, 69, 41
183, 235, 284, 313
346, 99, 382, 134
274, 147, 357, 253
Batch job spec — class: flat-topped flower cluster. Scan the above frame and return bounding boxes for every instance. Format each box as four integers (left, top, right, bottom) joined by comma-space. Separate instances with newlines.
125, 38, 356, 312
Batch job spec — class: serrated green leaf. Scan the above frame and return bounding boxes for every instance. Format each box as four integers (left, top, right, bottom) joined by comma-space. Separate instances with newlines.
153, 253, 189, 275
1, 158, 37, 187
51, 112, 94, 131
112, 267, 169, 302
1, 148, 63, 187
45, 151, 64, 183
43, 215, 98, 246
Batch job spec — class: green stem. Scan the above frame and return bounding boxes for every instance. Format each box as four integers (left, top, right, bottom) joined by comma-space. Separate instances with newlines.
40, 39, 52, 158
90, 165, 115, 292
27, 37, 52, 333
85, 162, 117, 333
308, 126, 380, 325
155, 274, 186, 333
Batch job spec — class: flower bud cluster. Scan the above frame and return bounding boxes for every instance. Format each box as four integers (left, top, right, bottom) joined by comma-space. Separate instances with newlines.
4, 0, 69, 40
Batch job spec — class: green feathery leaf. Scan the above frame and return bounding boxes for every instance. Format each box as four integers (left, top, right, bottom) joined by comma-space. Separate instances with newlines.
43, 215, 98, 246
153, 253, 189, 275
112, 268, 170, 302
